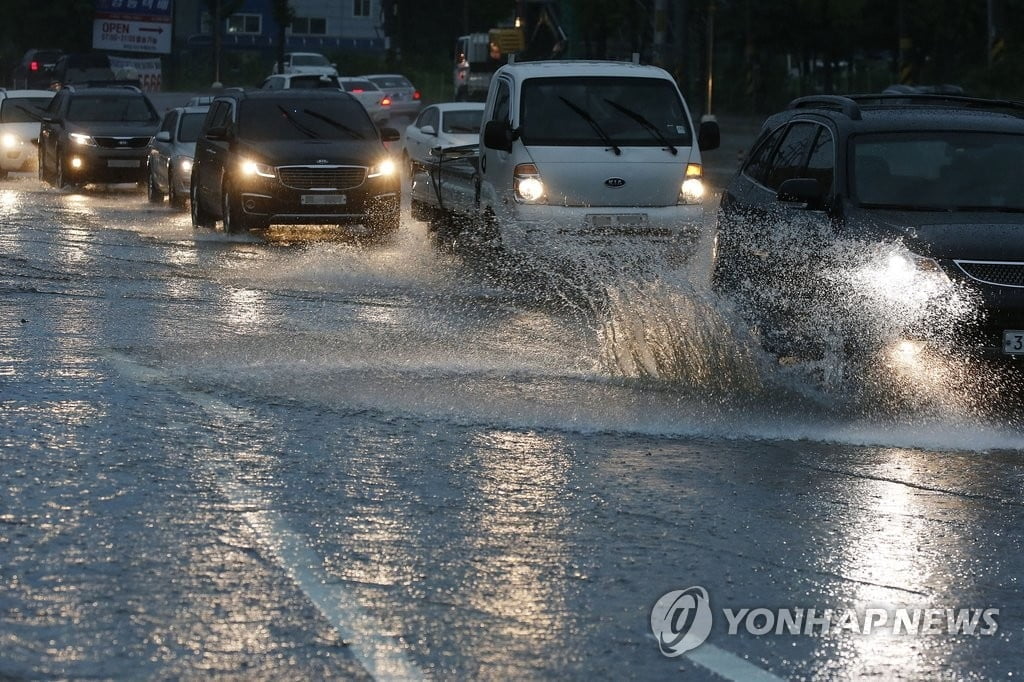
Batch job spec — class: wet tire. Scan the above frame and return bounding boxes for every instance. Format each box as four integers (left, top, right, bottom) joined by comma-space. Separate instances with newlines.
221, 183, 250, 234
167, 170, 186, 210
38, 146, 48, 183
146, 164, 163, 203
410, 198, 432, 223
190, 179, 215, 229
55, 152, 72, 189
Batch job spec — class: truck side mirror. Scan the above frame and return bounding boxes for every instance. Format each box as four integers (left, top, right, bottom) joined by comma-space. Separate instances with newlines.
483, 120, 512, 152
698, 117, 720, 151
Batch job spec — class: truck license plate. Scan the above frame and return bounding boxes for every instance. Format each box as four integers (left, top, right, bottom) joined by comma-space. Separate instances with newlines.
1003, 330, 1024, 354
301, 194, 347, 205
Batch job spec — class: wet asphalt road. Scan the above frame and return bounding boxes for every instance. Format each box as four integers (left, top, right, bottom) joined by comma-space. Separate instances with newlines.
1, 144, 1024, 681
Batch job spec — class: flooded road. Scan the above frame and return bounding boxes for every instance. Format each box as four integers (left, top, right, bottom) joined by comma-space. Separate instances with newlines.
1, 173, 1023, 680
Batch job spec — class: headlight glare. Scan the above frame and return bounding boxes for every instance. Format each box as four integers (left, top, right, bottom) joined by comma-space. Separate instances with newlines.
70, 132, 96, 147
514, 163, 545, 203
179, 158, 193, 173
679, 163, 705, 204
1, 133, 21, 149
240, 159, 275, 178
368, 158, 396, 178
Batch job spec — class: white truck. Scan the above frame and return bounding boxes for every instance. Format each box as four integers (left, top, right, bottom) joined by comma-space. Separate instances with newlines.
412, 59, 720, 264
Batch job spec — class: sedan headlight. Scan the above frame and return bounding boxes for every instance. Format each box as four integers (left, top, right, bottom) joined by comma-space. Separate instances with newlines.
678, 163, 705, 204
1, 133, 22, 149
367, 158, 396, 178
240, 159, 276, 178
514, 163, 545, 203
70, 132, 97, 147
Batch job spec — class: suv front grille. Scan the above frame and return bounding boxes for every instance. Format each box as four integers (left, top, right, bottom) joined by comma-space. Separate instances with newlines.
94, 136, 151, 149
278, 166, 366, 190
955, 260, 1024, 288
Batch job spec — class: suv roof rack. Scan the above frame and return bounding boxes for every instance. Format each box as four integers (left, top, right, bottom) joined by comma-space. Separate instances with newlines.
790, 92, 1024, 119
788, 95, 862, 120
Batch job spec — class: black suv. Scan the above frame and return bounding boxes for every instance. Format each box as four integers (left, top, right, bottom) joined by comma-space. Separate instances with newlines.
10, 48, 64, 89
714, 93, 1024, 363
38, 83, 159, 188
190, 89, 401, 234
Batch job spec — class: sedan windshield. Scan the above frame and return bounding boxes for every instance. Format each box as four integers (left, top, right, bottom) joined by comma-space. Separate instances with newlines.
852, 131, 1024, 211
442, 110, 482, 134
0, 97, 52, 123
238, 99, 376, 141
177, 112, 207, 143
519, 76, 693, 147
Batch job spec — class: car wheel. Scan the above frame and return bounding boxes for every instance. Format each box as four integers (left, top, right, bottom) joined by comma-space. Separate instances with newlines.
221, 182, 249, 234
410, 198, 432, 223
167, 169, 186, 210
190, 178, 215, 229
38, 146, 47, 182
55, 152, 69, 189
146, 163, 164, 203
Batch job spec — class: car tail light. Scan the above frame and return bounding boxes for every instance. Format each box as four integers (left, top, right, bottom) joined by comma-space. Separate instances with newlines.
381, 96, 392, 107
413, 90, 421, 100
30, 61, 39, 72
351, 88, 364, 93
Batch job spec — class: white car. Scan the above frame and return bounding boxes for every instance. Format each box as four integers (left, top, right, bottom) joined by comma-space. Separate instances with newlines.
403, 102, 484, 172
0, 89, 55, 179
337, 77, 390, 126
362, 73, 421, 120
272, 52, 337, 77
146, 104, 209, 209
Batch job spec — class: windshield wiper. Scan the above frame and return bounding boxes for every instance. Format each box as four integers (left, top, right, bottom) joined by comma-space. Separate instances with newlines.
300, 108, 365, 139
276, 105, 319, 139
558, 95, 621, 155
603, 98, 677, 155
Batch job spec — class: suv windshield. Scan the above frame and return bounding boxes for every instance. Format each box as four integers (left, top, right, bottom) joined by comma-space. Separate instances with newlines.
178, 112, 207, 143
238, 99, 376, 141
852, 131, 1024, 211
67, 94, 156, 122
292, 54, 329, 67
520, 76, 693, 147
0, 97, 51, 123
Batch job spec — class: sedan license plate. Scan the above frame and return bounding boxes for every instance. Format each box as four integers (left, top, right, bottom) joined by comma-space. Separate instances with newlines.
301, 194, 347, 206
1003, 330, 1024, 354
108, 159, 140, 168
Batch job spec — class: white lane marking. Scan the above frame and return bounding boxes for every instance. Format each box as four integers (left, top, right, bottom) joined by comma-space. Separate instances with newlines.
106, 352, 424, 681
686, 643, 787, 682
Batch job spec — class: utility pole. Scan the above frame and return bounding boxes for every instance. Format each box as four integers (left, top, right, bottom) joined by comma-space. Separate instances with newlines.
705, 0, 715, 117
212, 0, 222, 87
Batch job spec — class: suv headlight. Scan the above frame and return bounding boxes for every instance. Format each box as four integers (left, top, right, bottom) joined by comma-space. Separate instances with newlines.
178, 157, 193, 173
69, 132, 97, 147
368, 158, 396, 178
678, 163, 705, 204
514, 163, 545, 203
1, 133, 23, 149
240, 159, 276, 178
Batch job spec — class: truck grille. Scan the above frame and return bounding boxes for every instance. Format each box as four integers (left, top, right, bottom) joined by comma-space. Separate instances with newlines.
94, 136, 151, 149
955, 260, 1024, 288
278, 165, 366, 190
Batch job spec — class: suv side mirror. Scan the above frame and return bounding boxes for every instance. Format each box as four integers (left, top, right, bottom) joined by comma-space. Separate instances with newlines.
379, 127, 401, 142
777, 178, 823, 206
698, 117, 720, 151
483, 120, 513, 152
155, 130, 171, 142
205, 126, 232, 141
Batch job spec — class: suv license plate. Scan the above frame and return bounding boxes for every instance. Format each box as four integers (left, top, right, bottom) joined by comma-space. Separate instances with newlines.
1003, 330, 1024, 354
301, 194, 346, 205
108, 160, 140, 168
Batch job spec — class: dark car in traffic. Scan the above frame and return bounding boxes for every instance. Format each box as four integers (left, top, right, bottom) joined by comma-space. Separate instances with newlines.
10, 48, 64, 89
38, 82, 160, 188
713, 93, 1024, 365
190, 89, 401, 234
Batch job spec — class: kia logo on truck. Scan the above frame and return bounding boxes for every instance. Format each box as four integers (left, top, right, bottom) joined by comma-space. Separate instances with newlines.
605, 177, 626, 188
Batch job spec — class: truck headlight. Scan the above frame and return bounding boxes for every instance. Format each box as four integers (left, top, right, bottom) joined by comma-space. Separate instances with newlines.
368, 158, 396, 178
240, 159, 276, 178
70, 132, 97, 147
1, 133, 22, 149
679, 163, 704, 204
514, 163, 545, 203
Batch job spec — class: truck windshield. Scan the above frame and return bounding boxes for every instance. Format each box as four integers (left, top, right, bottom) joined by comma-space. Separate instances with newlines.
238, 99, 376, 141
519, 76, 693, 147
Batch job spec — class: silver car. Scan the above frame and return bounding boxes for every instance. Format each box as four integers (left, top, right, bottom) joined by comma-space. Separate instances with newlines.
362, 73, 421, 121
146, 104, 208, 209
